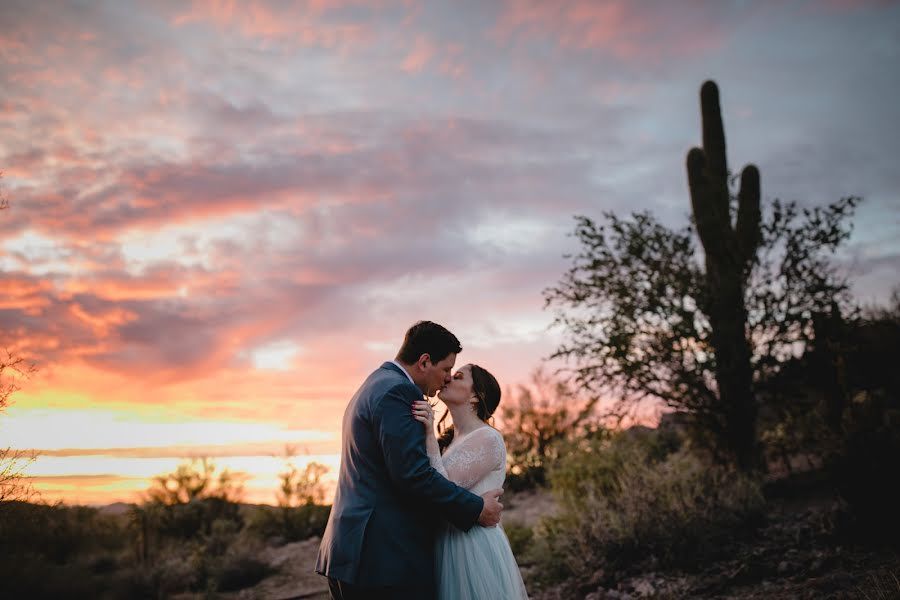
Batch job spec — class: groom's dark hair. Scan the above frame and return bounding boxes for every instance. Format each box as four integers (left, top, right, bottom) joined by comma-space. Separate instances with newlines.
396, 321, 462, 364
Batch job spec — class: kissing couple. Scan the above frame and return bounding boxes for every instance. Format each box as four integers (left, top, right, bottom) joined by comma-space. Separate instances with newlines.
316, 321, 529, 599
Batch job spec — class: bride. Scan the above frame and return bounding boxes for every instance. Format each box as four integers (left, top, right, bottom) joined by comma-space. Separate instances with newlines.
412, 364, 529, 600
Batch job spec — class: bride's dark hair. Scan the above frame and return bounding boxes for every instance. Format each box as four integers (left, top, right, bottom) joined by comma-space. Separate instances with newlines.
436, 364, 501, 452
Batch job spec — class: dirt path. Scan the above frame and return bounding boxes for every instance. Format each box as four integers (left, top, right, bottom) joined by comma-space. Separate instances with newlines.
217, 537, 329, 600
207, 492, 555, 600
216, 490, 551, 600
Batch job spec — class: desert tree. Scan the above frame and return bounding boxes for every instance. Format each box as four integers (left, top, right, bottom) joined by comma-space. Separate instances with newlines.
499, 368, 603, 487
545, 82, 860, 470
146, 457, 244, 506
276, 445, 330, 507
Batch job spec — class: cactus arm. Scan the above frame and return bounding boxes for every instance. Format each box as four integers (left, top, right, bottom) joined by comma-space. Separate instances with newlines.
735, 164, 762, 266
700, 80, 728, 181
688, 147, 726, 256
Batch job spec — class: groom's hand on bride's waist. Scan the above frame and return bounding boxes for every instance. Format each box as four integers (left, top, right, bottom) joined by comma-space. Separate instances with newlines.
477, 488, 504, 528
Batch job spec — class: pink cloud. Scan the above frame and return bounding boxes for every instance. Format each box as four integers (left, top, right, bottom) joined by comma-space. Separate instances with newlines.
170, 0, 377, 50
402, 34, 436, 72
495, 0, 728, 62
438, 43, 468, 79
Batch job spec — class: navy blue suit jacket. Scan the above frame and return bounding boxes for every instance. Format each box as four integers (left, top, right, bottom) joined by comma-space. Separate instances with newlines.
315, 362, 484, 587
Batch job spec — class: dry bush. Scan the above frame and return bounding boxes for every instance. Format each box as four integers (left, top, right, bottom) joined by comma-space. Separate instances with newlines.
855, 567, 900, 600
530, 432, 764, 587
214, 541, 273, 592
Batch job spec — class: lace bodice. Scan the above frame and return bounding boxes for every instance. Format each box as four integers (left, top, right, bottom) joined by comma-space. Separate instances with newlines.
427, 426, 506, 497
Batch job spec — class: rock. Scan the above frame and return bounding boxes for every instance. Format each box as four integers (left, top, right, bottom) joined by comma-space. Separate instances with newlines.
633, 579, 655, 596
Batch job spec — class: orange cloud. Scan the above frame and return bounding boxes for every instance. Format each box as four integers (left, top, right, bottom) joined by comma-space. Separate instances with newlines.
68, 303, 137, 338
0, 276, 53, 311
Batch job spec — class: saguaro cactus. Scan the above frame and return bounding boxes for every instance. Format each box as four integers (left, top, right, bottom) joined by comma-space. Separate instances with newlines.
686, 80, 761, 471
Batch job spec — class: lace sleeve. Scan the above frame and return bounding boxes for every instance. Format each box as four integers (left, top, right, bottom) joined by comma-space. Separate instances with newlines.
442, 427, 506, 491
426, 439, 448, 478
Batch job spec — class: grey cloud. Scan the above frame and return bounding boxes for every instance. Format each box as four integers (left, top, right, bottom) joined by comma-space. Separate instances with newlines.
2, 0, 899, 388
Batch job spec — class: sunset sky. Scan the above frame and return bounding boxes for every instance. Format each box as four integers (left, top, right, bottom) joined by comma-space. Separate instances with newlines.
1, 0, 898, 506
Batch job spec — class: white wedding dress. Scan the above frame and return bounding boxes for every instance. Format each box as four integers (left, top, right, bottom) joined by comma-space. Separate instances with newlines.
427, 425, 529, 600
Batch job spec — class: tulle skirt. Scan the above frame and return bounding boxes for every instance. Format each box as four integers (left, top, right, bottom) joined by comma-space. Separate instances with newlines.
435, 521, 529, 600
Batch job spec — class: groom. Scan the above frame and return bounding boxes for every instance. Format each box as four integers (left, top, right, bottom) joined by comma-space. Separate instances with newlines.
315, 321, 504, 600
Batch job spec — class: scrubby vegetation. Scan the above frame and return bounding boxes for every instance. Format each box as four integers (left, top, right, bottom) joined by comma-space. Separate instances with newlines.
504, 420, 899, 599
0, 457, 331, 599
496, 287, 900, 598
518, 430, 763, 592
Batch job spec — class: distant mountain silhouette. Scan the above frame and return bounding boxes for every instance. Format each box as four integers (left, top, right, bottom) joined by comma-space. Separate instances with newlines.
97, 502, 134, 515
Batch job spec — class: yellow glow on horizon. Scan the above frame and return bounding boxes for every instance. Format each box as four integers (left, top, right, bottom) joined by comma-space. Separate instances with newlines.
25, 454, 340, 480
31, 476, 149, 505
0, 406, 334, 452
1, 359, 351, 506
26, 453, 341, 506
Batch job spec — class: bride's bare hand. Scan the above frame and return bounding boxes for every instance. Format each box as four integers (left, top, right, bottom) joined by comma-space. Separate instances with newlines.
411, 400, 434, 430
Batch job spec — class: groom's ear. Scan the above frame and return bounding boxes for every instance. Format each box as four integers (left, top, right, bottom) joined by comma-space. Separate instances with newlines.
415, 353, 432, 370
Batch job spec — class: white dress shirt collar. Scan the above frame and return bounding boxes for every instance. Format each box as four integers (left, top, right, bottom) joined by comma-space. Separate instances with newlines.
389, 360, 416, 386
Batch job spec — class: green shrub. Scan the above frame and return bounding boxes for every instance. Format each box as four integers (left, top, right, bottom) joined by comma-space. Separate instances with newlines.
203, 517, 241, 556
0, 502, 129, 564
109, 555, 198, 599
532, 432, 764, 585
214, 544, 273, 592
154, 496, 243, 540
503, 520, 534, 560
246, 503, 331, 543
0, 551, 107, 600
0, 502, 138, 599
